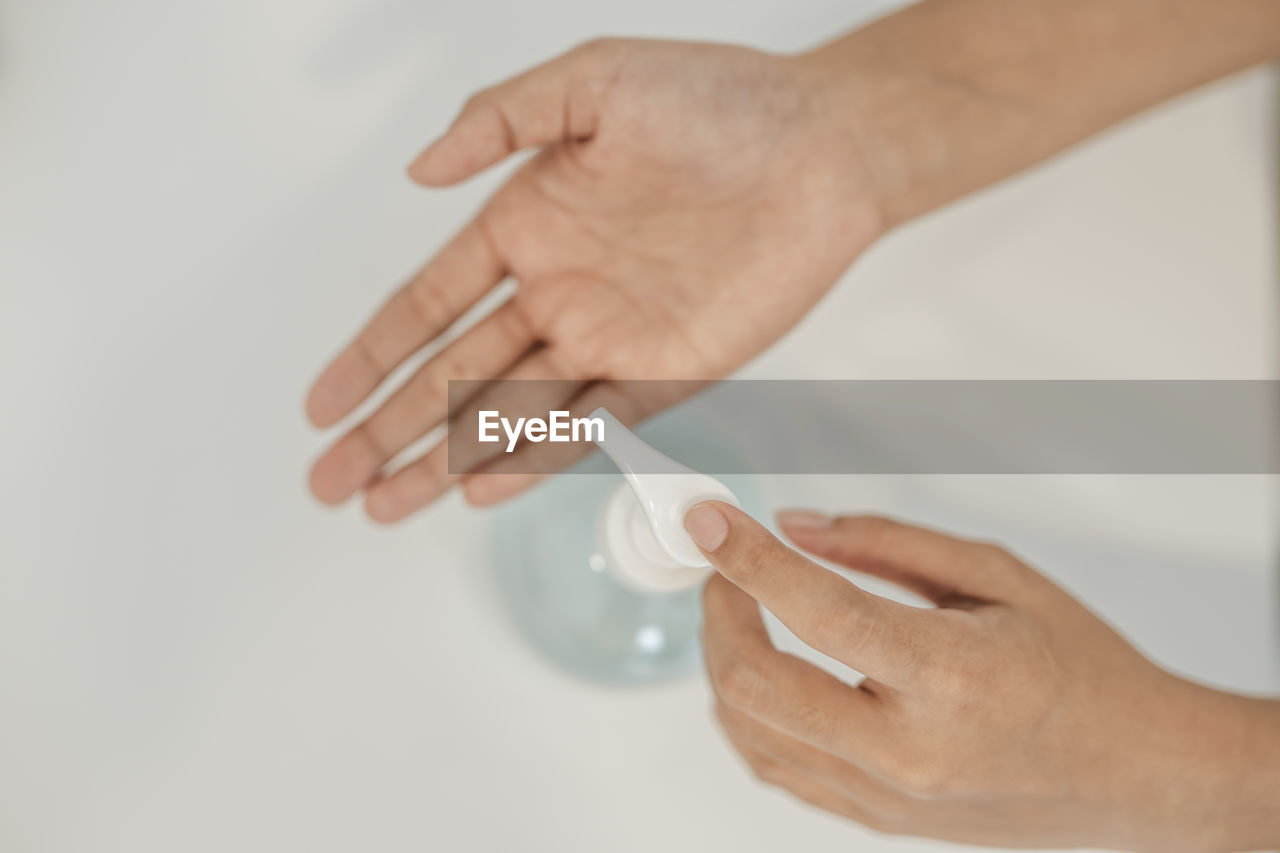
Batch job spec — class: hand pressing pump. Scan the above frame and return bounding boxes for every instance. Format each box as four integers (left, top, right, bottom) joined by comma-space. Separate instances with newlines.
591, 408, 740, 593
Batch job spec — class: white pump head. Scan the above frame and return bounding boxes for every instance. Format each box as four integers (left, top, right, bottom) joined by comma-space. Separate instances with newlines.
591, 408, 739, 592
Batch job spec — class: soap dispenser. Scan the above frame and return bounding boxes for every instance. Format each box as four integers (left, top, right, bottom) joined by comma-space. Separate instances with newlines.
488, 407, 758, 684
591, 407, 740, 593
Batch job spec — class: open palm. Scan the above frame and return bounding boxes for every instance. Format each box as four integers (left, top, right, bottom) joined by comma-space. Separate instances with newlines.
306, 38, 881, 522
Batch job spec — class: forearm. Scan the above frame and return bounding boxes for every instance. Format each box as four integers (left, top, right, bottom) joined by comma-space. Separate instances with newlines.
796, 0, 1280, 228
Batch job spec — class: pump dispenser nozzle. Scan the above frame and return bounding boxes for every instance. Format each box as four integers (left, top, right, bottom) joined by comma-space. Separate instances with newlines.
590, 408, 739, 591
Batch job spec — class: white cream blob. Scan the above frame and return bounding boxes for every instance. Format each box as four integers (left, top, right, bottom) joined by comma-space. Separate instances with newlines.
591, 407, 739, 592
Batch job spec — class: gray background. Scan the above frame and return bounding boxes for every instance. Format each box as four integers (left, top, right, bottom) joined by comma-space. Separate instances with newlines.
1, 0, 1276, 851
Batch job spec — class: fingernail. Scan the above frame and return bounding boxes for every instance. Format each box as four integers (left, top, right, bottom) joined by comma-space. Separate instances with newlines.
685, 503, 729, 552
776, 509, 832, 529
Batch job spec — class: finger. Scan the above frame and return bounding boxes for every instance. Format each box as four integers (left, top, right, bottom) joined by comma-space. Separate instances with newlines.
305, 219, 506, 429
701, 573, 891, 761
689, 503, 942, 689
727, 743, 894, 835
308, 300, 536, 505
361, 348, 572, 522
409, 40, 622, 187
777, 511, 1038, 605
714, 701, 908, 822
362, 438, 454, 524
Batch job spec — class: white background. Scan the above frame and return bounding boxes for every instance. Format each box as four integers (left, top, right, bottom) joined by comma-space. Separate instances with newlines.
0, 1, 1276, 851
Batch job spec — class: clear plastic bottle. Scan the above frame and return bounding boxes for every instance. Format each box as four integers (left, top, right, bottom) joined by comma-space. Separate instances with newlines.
489, 409, 761, 685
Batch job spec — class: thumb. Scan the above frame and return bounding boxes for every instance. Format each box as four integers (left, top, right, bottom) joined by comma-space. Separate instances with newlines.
408, 39, 624, 186
684, 502, 939, 690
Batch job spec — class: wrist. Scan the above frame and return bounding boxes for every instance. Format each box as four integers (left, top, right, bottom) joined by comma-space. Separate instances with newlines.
790, 29, 1044, 233
789, 0, 1280, 235
1119, 679, 1280, 852
1192, 691, 1280, 852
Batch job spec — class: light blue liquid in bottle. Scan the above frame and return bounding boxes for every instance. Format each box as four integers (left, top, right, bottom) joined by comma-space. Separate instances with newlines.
489, 410, 761, 685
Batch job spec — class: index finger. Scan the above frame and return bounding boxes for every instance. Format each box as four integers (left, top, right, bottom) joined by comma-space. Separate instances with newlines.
685, 501, 941, 690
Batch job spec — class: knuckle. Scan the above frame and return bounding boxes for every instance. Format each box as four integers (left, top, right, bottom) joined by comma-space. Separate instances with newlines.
461, 90, 491, 113
920, 657, 969, 703
972, 540, 1021, 571
352, 333, 388, 376
883, 754, 953, 799
711, 653, 768, 711
972, 540, 1013, 564
407, 281, 453, 331
810, 593, 880, 659
777, 699, 835, 744
846, 807, 900, 836
931, 630, 972, 674
973, 541, 1037, 585
353, 420, 395, 464
748, 756, 787, 787
498, 302, 532, 341
712, 700, 736, 732
573, 37, 619, 60
863, 794, 912, 828
911, 620, 977, 692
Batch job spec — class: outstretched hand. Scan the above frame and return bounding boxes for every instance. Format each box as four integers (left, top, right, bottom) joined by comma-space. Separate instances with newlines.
306, 39, 883, 522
